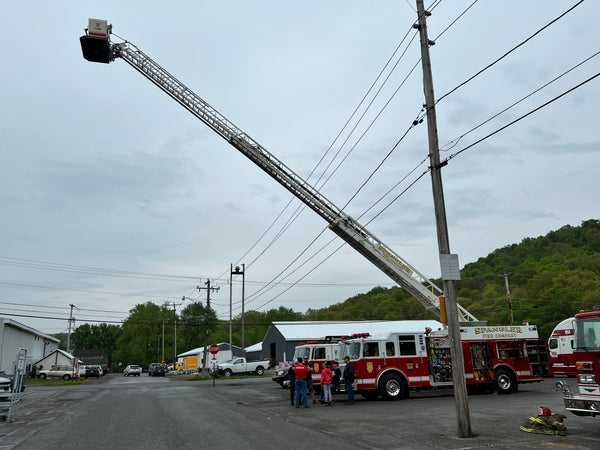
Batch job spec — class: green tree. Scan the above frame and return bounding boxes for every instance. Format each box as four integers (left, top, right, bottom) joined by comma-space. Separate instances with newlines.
71, 323, 122, 361
113, 302, 176, 370
179, 301, 219, 352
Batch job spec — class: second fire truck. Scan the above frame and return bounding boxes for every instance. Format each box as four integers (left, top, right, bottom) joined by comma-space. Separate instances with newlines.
337, 324, 550, 400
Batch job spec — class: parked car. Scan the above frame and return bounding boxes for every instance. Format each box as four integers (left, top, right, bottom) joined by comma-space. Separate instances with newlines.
123, 365, 141, 377
84, 366, 100, 379
148, 363, 166, 377
38, 365, 78, 381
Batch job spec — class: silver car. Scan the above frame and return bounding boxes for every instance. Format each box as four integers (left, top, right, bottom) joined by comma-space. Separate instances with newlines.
123, 365, 141, 377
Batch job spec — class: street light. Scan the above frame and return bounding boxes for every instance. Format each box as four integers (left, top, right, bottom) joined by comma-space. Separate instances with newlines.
230, 264, 245, 356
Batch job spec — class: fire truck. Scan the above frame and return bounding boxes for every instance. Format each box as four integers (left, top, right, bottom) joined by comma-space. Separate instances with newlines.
557, 311, 600, 417
336, 325, 549, 400
548, 317, 576, 377
79, 21, 551, 399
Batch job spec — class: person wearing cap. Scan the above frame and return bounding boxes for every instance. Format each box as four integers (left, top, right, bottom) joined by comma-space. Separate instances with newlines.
331, 361, 341, 395
304, 357, 316, 405
343, 356, 355, 405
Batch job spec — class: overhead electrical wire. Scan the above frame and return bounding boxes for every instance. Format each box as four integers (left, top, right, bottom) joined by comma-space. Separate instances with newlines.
439, 50, 600, 153
227, 2, 488, 312
434, 0, 585, 107
232, 4, 596, 314
444, 71, 600, 163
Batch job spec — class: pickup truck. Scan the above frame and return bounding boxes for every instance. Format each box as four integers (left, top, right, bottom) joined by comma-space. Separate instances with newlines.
216, 357, 270, 377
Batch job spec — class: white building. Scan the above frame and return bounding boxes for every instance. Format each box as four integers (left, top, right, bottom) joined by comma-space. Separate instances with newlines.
0, 318, 60, 374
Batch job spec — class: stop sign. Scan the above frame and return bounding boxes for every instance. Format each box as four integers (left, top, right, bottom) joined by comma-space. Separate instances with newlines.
209, 344, 220, 355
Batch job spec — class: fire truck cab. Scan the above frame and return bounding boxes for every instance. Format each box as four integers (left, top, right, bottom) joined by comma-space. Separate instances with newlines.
293, 341, 339, 384
548, 317, 576, 376
337, 323, 548, 401
558, 311, 600, 416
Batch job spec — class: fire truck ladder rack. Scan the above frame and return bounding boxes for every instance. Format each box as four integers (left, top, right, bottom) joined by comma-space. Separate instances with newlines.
80, 28, 477, 323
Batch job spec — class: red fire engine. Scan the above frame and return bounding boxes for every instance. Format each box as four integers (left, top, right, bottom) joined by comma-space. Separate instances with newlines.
336, 323, 550, 400
557, 310, 600, 416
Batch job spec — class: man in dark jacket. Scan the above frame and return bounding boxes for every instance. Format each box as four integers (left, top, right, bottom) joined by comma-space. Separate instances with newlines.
343, 356, 355, 405
288, 363, 296, 406
331, 361, 341, 393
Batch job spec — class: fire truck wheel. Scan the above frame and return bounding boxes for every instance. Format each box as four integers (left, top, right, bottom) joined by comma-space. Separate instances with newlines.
493, 368, 518, 394
378, 373, 408, 401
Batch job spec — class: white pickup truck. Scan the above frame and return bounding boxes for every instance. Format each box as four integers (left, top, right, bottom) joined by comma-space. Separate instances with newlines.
216, 357, 270, 376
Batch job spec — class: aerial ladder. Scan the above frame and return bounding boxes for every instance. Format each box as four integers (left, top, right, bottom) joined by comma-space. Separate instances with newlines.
80, 19, 478, 323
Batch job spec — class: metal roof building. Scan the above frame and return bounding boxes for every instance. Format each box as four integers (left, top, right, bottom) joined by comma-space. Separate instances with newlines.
0, 318, 60, 375
262, 320, 443, 364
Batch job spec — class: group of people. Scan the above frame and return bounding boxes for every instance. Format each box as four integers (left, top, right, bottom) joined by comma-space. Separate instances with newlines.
288, 355, 355, 408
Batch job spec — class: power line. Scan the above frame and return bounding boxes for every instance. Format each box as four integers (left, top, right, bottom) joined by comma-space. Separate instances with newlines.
445, 72, 600, 163
435, 0, 585, 105
439, 50, 600, 153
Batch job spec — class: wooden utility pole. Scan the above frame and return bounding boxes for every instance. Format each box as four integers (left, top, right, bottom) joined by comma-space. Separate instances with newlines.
198, 280, 219, 372
66, 304, 75, 353
415, 0, 472, 438
173, 303, 177, 370
503, 272, 514, 325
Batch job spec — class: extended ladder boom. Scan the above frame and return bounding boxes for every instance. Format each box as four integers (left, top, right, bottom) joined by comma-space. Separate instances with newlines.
80, 22, 477, 322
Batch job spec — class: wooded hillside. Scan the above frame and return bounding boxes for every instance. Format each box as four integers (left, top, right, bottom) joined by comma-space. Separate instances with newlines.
306, 219, 600, 338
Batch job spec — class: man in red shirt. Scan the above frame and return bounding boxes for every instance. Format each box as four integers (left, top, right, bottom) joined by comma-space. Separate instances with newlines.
293, 357, 310, 408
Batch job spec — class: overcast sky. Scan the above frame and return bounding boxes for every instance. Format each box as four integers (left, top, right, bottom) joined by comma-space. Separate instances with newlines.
1, 1, 598, 336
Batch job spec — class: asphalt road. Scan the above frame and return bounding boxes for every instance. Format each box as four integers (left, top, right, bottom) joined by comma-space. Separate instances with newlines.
1, 374, 599, 449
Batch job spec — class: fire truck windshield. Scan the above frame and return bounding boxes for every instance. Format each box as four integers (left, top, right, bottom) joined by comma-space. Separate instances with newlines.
293, 346, 311, 361
340, 342, 361, 360
574, 318, 600, 350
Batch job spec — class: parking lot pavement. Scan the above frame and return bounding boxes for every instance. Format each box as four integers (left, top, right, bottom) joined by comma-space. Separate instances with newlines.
221, 376, 600, 449
2, 375, 600, 449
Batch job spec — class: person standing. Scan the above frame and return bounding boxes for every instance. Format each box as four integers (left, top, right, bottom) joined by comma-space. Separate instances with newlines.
294, 357, 309, 408
304, 357, 316, 405
331, 361, 341, 395
321, 362, 333, 406
343, 356, 355, 405
288, 362, 296, 406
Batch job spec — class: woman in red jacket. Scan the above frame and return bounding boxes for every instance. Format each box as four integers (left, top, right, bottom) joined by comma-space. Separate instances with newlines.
321, 362, 333, 406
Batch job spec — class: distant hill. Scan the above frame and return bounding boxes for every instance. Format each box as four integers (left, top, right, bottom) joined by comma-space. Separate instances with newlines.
305, 219, 600, 338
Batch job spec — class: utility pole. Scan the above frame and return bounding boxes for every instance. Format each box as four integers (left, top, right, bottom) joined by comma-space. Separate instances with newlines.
173, 303, 177, 370
229, 264, 233, 352
66, 304, 75, 353
503, 272, 514, 326
162, 319, 165, 363
197, 280, 219, 372
231, 265, 245, 356
415, 0, 472, 438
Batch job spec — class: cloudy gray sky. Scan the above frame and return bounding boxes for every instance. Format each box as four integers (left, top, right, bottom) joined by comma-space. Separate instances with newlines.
1, 1, 598, 335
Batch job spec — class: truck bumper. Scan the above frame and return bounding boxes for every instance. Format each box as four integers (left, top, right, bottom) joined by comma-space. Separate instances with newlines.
563, 395, 600, 416
556, 380, 600, 416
